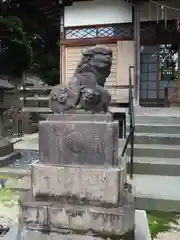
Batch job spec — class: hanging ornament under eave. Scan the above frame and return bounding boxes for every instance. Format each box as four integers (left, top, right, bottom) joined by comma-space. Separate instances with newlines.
164, 7, 167, 28
161, 5, 164, 20
156, 5, 159, 23
177, 20, 180, 33
160, 4, 167, 28
149, 2, 152, 21
176, 12, 180, 33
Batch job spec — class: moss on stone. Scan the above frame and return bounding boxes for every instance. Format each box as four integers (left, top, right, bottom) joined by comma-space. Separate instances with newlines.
147, 211, 179, 239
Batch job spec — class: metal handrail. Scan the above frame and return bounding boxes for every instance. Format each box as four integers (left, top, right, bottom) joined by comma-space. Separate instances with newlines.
121, 66, 135, 179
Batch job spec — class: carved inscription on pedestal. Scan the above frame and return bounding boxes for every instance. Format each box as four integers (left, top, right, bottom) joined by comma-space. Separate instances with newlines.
39, 120, 119, 165
32, 164, 124, 205
65, 131, 86, 153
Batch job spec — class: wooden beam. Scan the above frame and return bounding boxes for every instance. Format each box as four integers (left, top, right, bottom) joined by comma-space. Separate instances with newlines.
133, 3, 140, 104
124, 0, 148, 3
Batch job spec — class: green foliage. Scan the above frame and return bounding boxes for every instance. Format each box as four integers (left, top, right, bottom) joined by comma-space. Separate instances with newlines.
25, 31, 60, 86
147, 211, 179, 239
0, 2, 60, 85
0, 188, 19, 205
0, 16, 33, 77
36, 41, 60, 86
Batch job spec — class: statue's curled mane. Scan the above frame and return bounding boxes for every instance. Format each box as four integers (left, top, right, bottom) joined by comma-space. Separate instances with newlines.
49, 45, 113, 113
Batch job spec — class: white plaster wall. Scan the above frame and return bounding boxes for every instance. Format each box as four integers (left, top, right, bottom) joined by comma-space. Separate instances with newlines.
140, 2, 177, 22
117, 41, 134, 85
64, 0, 132, 27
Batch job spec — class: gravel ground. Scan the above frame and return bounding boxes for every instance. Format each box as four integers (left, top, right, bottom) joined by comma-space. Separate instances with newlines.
155, 230, 180, 240
0, 201, 18, 229
155, 219, 180, 240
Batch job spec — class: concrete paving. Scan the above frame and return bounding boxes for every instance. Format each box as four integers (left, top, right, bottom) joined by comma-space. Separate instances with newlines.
128, 174, 180, 212
14, 133, 38, 150
134, 107, 180, 115
156, 231, 180, 240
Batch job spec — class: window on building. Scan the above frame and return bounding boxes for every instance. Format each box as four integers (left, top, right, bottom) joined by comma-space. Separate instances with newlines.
65, 28, 97, 39
65, 23, 133, 39
140, 44, 179, 101
140, 46, 158, 100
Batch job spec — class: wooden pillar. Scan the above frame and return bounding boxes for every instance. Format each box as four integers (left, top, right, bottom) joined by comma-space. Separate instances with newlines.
133, 3, 140, 105
178, 44, 180, 86
60, 6, 65, 83
0, 110, 4, 139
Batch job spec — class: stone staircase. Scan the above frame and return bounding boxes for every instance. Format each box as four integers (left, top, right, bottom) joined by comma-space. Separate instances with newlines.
126, 107, 180, 212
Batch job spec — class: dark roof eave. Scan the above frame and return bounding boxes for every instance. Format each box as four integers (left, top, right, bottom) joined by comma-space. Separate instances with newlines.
125, 0, 149, 3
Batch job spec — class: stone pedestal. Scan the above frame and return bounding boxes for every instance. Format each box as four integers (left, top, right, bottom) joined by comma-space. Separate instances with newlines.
39, 113, 118, 165
3, 210, 152, 240
17, 113, 135, 239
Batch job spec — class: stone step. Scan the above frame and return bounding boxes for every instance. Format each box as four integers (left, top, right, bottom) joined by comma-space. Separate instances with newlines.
127, 115, 180, 124
133, 107, 180, 115
127, 123, 180, 134
127, 144, 180, 158
127, 157, 180, 176
133, 133, 180, 145
128, 174, 180, 212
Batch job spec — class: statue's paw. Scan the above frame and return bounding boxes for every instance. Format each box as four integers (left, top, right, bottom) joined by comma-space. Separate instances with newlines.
50, 101, 71, 113
49, 84, 81, 113
50, 85, 68, 103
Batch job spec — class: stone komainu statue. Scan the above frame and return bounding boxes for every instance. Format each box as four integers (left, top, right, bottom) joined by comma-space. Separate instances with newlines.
49, 45, 112, 113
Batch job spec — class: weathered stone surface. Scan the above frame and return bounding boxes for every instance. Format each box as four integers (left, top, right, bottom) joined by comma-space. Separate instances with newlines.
18, 229, 105, 240
39, 120, 119, 165
20, 205, 48, 226
47, 112, 113, 122
3, 46, 135, 240
32, 164, 125, 205
20, 198, 135, 236
3, 210, 151, 240
49, 46, 112, 113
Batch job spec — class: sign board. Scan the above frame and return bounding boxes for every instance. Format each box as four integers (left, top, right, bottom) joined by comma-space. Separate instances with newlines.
161, 69, 174, 81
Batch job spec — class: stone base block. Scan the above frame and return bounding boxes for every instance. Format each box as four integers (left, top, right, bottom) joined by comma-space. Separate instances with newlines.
32, 164, 125, 206
17, 229, 135, 240
18, 230, 105, 240
47, 112, 113, 122
19, 192, 135, 236
39, 118, 119, 165
3, 210, 151, 240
